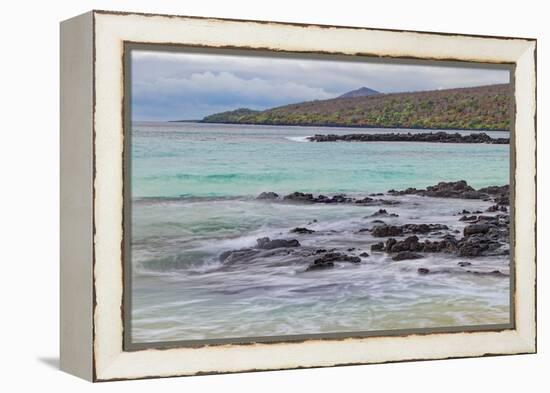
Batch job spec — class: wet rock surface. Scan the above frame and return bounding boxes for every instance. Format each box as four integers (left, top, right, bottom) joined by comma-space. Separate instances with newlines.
257, 191, 279, 200
221, 182, 510, 275
290, 227, 316, 234
371, 225, 404, 237
368, 209, 399, 218
305, 252, 362, 272
392, 251, 424, 261
283, 192, 353, 204
362, 200, 509, 262
388, 180, 509, 205
308, 132, 509, 144
256, 237, 301, 250
415, 266, 509, 277
370, 223, 449, 237
463, 223, 490, 236
259, 191, 401, 206
459, 215, 478, 221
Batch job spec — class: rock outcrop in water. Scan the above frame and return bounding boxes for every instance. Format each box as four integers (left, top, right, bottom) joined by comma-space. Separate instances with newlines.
305, 252, 362, 271
388, 180, 509, 205
257, 181, 508, 209
256, 237, 301, 249
266, 191, 397, 206
368, 209, 399, 218
290, 227, 316, 234
218, 181, 510, 275
257, 191, 279, 200
308, 132, 509, 144
283, 192, 353, 204
392, 251, 424, 261
369, 223, 449, 237
369, 213, 509, 259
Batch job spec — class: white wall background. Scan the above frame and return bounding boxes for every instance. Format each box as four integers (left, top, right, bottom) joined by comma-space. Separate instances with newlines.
0, 0, 546, 391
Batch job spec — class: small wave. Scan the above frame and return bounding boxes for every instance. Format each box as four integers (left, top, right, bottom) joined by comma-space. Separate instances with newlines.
133, 195, 249, 204
285, 136, 311, 143
141, 172, 289, 183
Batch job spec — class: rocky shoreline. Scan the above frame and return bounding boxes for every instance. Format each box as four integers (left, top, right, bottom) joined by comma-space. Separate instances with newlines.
308, 131, 509, 144
218, 181, 510, 276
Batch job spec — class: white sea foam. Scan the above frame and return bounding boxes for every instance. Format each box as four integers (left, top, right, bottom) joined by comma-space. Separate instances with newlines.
131, 194, 510, 342
284, 136, 311, 142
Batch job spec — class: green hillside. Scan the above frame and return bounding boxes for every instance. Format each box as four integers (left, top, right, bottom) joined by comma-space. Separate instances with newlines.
201, 84, 512, 130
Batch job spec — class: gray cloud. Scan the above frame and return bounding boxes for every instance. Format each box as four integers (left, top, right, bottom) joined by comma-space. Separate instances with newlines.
131, 50, 510, 121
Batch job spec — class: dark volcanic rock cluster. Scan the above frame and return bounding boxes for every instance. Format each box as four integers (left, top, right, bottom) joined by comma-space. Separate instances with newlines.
388, 180, 509, 204
370, 213, 509, 260
218, 236, 366, 272
305, 252, 361, 271
257, 191, 397, 206
308, 132, 509, 144
371, 214, 510, 260
256, 237, 300, 250
371, 181, 510, 261
368, 223, 449, 237
219, 181, 510, 275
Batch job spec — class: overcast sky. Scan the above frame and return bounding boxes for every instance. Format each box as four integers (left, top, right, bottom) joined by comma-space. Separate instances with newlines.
131, 50, 510, 121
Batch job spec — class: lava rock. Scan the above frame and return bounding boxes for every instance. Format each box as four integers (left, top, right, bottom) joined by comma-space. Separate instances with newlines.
465, 269, 509, 277
218, 248, 259, 264
309, 132, 508, 145
305, 252, 361, 272
402, 223, 449, 233
355, 196, 375, 204
486, 204, 507, 212
463, 224, 490, 236
392, 251, 424, 261
257, 191, 279, 200
290, 227, 315, 234
371, 223, 448, 237
372, 225, 404, 237
305, 261, 334, 271
369, 209, 399, 217
459, 215, 478, 221
313, 252, 361, 264
387, 180, 509, 204
256, 237, 301, 249
284, 192, 314, 202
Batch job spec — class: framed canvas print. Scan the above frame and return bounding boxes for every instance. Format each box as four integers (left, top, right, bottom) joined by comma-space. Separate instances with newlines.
60, 10, 537, 382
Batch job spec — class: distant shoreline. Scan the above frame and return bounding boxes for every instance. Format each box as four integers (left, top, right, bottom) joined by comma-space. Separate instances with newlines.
166, 120, 509, 133
308, 131, 509, 144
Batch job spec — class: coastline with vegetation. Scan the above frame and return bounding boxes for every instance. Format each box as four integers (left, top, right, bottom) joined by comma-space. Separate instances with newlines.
197, 84, 511, 131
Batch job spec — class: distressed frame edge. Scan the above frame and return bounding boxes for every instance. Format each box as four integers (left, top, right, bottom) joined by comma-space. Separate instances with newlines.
90, 11, 537, 382
92, 8, 537, 42
59, 11, 95, 381
512, 40, 537, 353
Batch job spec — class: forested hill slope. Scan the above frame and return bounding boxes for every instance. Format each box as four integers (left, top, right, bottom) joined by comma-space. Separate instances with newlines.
201, 84, 512, 130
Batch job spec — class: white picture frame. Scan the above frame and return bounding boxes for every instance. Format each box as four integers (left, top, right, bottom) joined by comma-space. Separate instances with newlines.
60, 10, 536, 382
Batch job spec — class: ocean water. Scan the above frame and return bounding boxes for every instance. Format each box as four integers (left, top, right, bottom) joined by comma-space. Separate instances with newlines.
130, 121, 510, 343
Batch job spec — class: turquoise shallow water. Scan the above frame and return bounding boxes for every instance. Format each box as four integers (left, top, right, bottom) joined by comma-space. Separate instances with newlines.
130, 122, 510, 343
131, 122, 509, 198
